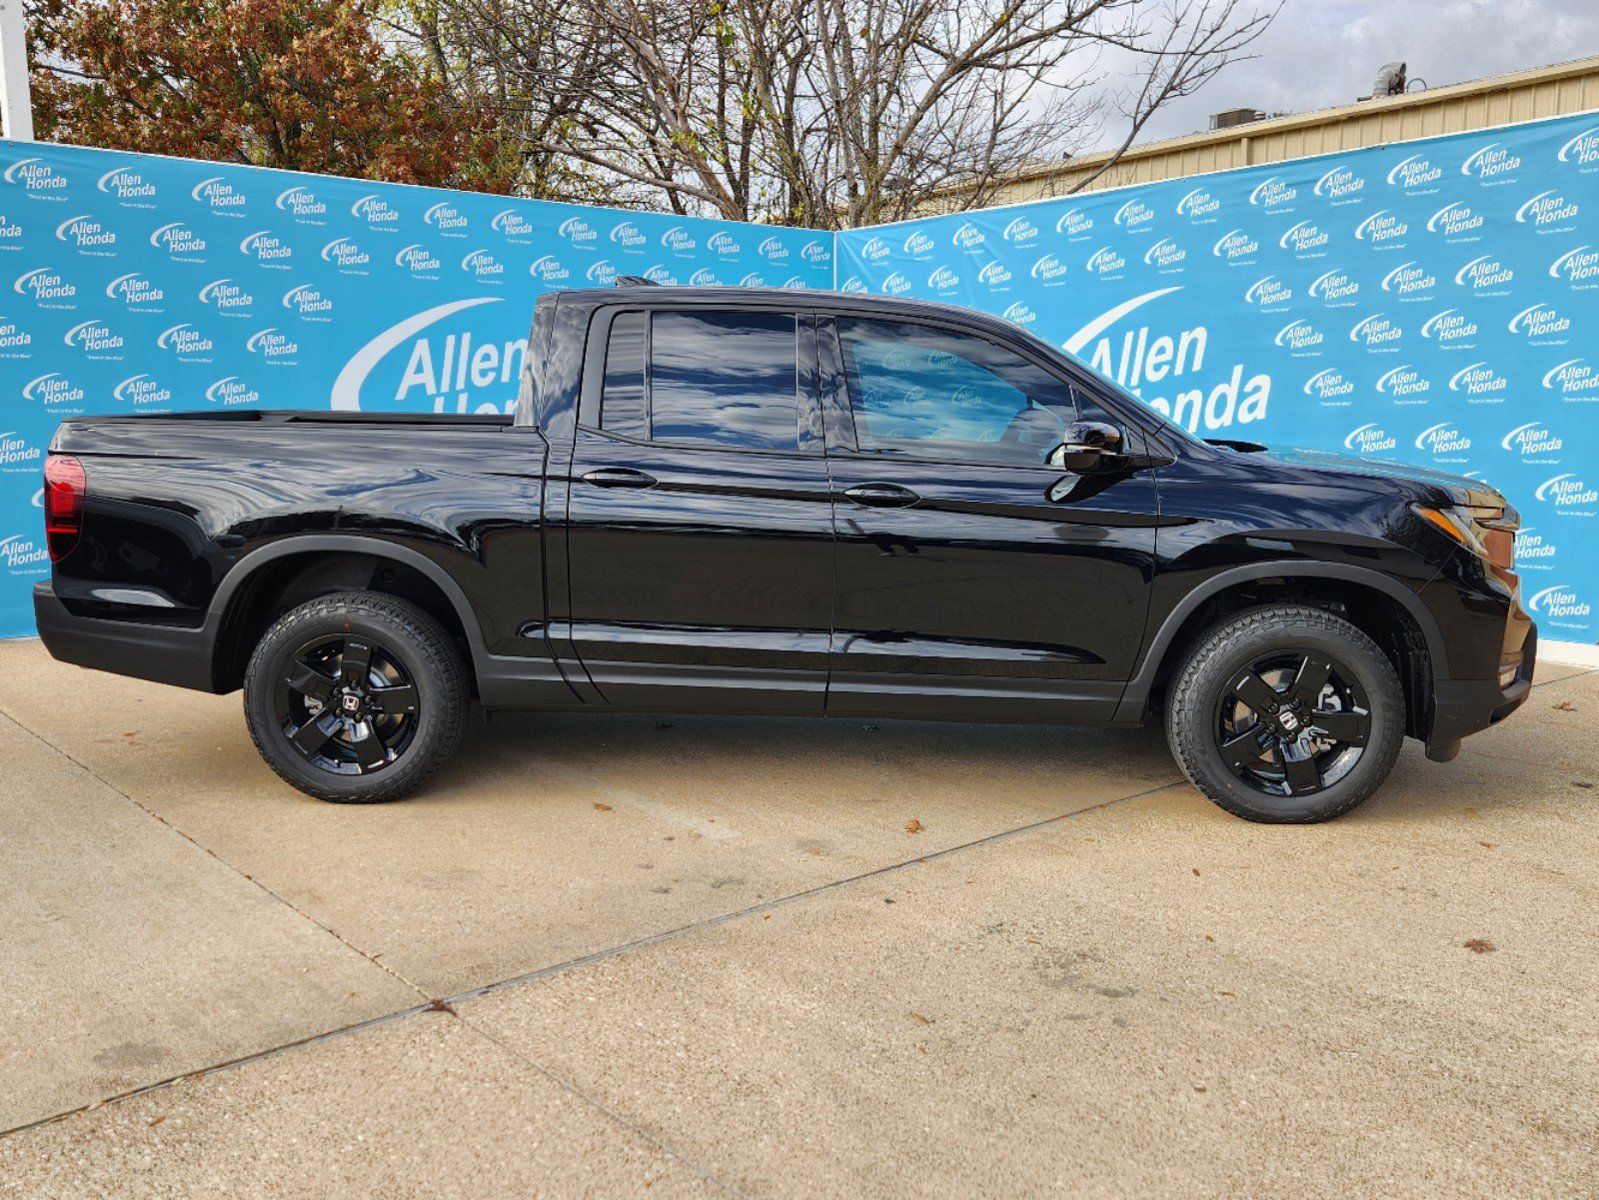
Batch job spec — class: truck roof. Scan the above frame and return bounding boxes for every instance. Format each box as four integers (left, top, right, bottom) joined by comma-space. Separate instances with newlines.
547, 284, 995, 325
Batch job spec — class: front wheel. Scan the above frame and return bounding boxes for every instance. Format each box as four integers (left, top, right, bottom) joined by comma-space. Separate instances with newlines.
244, 591, 468, 803
1165, 605, 1405, 823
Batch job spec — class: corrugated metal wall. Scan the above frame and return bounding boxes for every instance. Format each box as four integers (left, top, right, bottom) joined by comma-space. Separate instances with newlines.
950, 56, 1599, 209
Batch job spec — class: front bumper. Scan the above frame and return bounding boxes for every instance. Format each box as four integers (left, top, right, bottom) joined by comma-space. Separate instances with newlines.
1427, 625, 1536, 752
34, 583, 220, 692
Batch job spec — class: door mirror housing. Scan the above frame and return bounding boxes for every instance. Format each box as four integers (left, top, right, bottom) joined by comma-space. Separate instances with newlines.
1047, 421, 1124, 472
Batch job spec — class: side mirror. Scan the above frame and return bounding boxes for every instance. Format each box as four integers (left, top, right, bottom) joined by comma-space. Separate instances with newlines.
1047, 421, 1124, 472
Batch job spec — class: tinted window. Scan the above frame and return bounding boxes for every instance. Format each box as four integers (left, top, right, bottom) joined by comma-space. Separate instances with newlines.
601, 311, 648, 439
836, 317, 1079, 464
650, 311, 799, 451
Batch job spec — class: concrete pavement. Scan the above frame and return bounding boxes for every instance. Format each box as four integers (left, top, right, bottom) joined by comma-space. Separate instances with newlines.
1, 638, 1595, 1197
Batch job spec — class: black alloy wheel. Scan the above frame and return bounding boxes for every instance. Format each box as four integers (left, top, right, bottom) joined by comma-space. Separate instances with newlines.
1214, 651, 1371, 797
276, 633, 420, 775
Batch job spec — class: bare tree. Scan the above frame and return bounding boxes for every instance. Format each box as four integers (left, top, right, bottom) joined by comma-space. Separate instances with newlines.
402, 0, 1277, 224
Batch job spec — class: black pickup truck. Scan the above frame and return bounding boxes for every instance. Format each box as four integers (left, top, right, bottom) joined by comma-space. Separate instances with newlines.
36, 285, 1534, 821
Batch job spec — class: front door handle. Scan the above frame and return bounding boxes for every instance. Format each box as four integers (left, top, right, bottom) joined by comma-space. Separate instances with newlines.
844, 482, 920, 509
582, 467, 658, 489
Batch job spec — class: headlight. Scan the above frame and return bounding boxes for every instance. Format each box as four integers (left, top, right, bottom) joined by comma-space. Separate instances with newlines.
1412, 502, 1518, 575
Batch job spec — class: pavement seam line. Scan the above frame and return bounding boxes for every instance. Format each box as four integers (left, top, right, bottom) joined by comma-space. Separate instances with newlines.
0, 774, 1178, 1142
443, 778, 1185, 1006
0, 705, 433, 1004
448, 1012, 758, 1200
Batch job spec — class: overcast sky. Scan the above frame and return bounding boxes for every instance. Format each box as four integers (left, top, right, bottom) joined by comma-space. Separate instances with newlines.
1112, 0, 1599, 147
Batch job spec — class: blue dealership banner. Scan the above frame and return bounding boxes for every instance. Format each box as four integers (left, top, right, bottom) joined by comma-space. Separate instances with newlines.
0, 141, 833, 637
838, 111, 1599, 644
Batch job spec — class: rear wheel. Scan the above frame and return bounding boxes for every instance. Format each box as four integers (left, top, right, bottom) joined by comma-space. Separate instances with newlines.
244, 591, 467, 803
1165, 605, 1404, 823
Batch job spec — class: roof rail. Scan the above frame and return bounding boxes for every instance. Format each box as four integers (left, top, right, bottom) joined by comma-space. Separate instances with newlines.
614, 275, 659, 287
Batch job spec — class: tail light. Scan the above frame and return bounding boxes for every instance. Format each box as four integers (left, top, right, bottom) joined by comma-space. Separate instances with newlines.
43, 454, 86, 561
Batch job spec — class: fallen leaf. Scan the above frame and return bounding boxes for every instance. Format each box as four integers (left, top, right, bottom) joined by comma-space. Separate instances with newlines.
593, 802, 613, 811
1204, 935, 1214, 943
1553, 699, 1577, 711
1193, 1084, 1208, 1093
1463, 938, 1497, 954
1191, 868, 1201, 877
1479, 842, 1496, 849
905, 818, 924, 834
910, 1012, 932, 1025
148, 1115, 166, 1128
1573, 780, 1594, 790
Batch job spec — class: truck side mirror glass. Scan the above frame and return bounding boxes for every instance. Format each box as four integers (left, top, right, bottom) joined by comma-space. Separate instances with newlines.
1048, 421, 1124, 472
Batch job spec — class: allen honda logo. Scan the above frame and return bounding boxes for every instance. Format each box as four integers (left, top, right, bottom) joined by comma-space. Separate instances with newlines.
247, 327, 300, 363
424, 202, 468, 236
0, 318, 33, 357
1515, 528, 1555, 570
1414, 421, 1470, 460
23, 372, 85, 407
1354, 210, 1407, 247
276, 186, 327, 224
585, 259, 619, 286
707, 230, 742, 258
1460, 142, 1521, 184
158, 322, 214, 360
643, 264, 678, 285
105, 272, 165, 312
1376, 364, 1429, 402
1055, 208, 1093, 239
1349, 313, 1400, 352
1175, 187, 1220, 222
1247, 176, 1296, 210
282, 284, 333, 321
1243, 275, 1291, 309
1029, 253, 1067, 285
198, 278, 254, 315
461, 248, 506, 282
1557, 125, 1599, 170
320, 237, 370, 274
977, 261, 1011, 290
1508, 301, 1570, 344
757, 236, 791, 262
63, 319, 123, 358
903, 230, 935, 259
0, 213, 19, 247
1387, 153, 1442, 192
1448, 361, 1507, 403
1313, 164, 1365, 203
97, 164, 157, 207
927, 264, 959, 294
1002, 216, 1038, 244
206, 376, 261, 407
1420, 308, 1477, 347
3, 158, 69, 199
491, 209, 536, 241
1527, 584, 1591, 625
1380, 261, 1435, 300
801, 239, 829, 264
951, 221, 986, 251
1211, 229, 1258, 263
1309, 267, 1358, 306
1515, 189, 1578, 232
1425, 200, 1483, 242
13, 267, 76, 309
55, 214, 116, 255
1548, 245, 1599, 288
1303, 367, 1354, 404
1002, 300, 1036, 326
880, 271, 912, 295
610, 221, 647, 251
1454, 254, 1513, 294
1143, 238, 1186, 272
1541, 358, 1599, 399
661, 226, 696, 255
1535, 473, 1599, 511
330, 296, 505, 413
1501, 421, 1563, 462
350, 195, 400, 228
1279, 221, 1328, 258
239, 229, 292, 268
858, 235, 890, 262
0, 430, 43, 471
1274, 319, 1323, 357
1085, 246, 1126, 278
688, 268, 718, 287
150, 221, 207, 261
561, 217, 599, 248
529, 254, 568, 284
395, 244, 441, 277
1344, 423, 1397, 454
1113, 198, 1155, 230
112, 373, 172, 408
0, 534, 51, 576
191, 176, 246, 216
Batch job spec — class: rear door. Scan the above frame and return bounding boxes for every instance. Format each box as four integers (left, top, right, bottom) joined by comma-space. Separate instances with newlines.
818, 312, 1161, 723
558, 303, 833, 713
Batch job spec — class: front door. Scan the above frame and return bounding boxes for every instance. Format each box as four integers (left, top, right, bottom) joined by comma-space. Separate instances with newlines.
560, 304, 833, 713
818, 313, 1161, 723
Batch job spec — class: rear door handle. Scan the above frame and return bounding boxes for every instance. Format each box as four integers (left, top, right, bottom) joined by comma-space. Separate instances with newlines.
843, 482, 920, 508
582, 467, 658, 489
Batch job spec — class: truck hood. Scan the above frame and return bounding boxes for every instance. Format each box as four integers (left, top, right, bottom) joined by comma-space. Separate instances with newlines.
1207, 440, 1504, 508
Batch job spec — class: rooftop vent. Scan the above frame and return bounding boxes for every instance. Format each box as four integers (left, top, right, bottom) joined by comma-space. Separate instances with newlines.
1209, 107, 1268, 131
1372, 61, 1408, 98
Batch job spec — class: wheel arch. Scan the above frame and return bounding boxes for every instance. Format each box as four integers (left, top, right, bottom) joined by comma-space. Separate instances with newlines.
206, 536, 488, 693
1118, 562, 1447, 733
